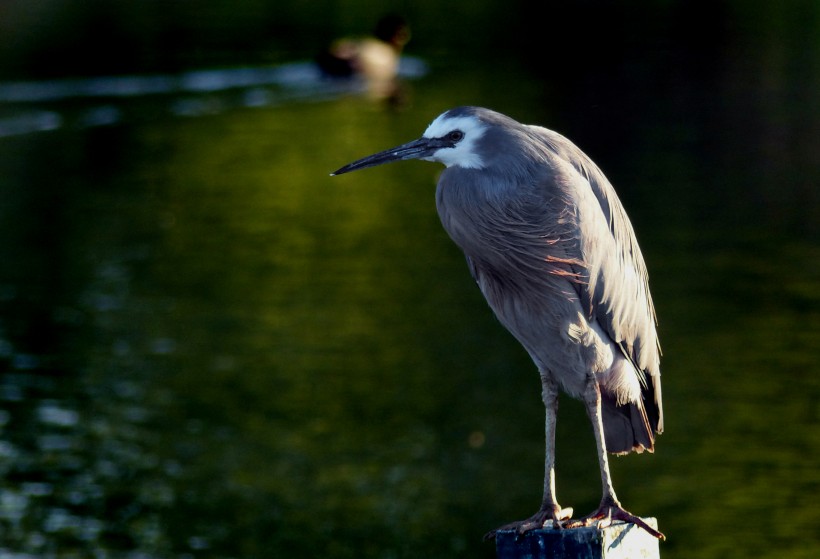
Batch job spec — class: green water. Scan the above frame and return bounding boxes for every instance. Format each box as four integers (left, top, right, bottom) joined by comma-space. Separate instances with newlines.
1, 8, 820, 558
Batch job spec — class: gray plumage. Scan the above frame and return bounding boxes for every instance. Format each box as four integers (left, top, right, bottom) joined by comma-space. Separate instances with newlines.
332, 106, 664, 540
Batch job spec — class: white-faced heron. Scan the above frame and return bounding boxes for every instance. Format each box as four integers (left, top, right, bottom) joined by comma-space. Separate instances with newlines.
332, 106, 664, 540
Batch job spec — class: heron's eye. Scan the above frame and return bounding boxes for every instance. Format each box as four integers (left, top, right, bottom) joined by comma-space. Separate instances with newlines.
446, 130, 464, 143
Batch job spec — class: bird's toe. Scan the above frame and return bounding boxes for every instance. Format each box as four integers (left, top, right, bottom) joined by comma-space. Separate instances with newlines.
566, 505, 665, 540
483, 506, 573, 541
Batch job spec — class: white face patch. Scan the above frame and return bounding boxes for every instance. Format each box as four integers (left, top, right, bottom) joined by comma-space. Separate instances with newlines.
422, 113, 487, 169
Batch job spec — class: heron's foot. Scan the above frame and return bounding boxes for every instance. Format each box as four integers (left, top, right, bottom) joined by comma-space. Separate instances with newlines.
483, 505, 573, 541
566, 504, 665, 540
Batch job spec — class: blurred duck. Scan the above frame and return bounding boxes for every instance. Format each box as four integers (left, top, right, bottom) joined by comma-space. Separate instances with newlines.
317, 14, 411, 105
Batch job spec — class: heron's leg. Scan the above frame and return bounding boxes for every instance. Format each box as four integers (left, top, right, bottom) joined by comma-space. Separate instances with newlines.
536, 374, 572, 522
584, 377, 620, 505
484, 375, 572, 540
568, 377, 665, 540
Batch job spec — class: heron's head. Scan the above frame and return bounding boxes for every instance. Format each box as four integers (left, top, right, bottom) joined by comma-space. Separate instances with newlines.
331, 106, 494, 176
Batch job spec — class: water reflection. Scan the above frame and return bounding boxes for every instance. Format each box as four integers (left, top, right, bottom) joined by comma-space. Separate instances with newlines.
0, 111, 62, 138
0, 56, 428, 137
0, 60, 428, 104
1, 15, 819, 559
0, 252, 178, 554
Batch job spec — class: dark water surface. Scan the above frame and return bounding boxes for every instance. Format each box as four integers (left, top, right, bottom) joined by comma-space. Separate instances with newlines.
1, 14, 820, 559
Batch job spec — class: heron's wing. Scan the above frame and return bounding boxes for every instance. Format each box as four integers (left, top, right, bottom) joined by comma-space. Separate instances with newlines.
465, 255, 480, 283
529, 125, 663, 431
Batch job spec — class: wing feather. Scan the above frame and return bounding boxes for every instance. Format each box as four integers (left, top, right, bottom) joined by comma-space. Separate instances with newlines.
528, 125, 663, 432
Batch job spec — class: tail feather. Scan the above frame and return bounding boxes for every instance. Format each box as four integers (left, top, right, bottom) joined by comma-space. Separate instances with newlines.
601, 394, 654, 454
601, 352, 663, 454
645, 373, 664, 435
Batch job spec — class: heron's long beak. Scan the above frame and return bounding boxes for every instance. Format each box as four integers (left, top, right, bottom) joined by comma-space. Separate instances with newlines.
331, 137, 442, 176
